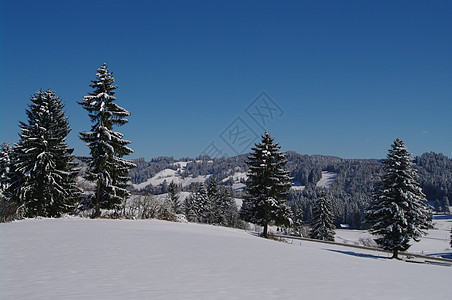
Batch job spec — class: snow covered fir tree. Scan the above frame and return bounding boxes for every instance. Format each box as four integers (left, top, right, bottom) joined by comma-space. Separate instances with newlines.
79, 63, 136, 218
207, 177, 238, 226
310, 192, 335, 241
240, 131, 293, 238
167, 181, 180, 215
365, 138, 432, 259
2, 90, 79, 218
289, 201, 304, 237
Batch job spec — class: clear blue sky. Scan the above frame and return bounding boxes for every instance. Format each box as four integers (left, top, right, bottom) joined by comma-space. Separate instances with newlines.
1, 0, 451, 160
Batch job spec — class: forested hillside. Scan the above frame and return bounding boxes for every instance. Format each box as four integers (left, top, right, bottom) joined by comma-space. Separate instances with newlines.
128, 152, 452, 229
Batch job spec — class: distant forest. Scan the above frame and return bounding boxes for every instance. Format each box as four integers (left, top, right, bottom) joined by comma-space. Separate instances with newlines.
129, 151, 452, 229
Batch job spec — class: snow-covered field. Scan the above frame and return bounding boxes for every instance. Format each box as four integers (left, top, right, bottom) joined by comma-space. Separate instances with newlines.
1, 217, 451, 299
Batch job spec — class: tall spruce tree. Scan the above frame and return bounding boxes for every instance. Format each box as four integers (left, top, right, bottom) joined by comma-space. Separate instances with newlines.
6, 90, 79, 217
241, 131, 293, 238
365, 138, 432, 259
310, 192, 335, 241
79, 63, 136, 218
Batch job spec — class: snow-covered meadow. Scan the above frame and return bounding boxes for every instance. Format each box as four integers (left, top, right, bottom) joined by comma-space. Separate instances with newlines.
1, 216, 451, 299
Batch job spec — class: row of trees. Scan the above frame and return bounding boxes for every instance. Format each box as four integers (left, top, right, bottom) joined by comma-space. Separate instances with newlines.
0, 63, 135, 220
183, 178, 239, 227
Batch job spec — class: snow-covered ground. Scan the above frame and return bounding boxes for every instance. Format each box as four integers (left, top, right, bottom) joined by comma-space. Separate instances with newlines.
222, 172, 247, 190
222, 172, 247, 183
316, 171, 337, 188
1, 217, 451, 299
335, 213, 452, 258
172, 161, 189, 169
291, 181, 305, 191
132, 168, 210, 190
291, 171, 336, 191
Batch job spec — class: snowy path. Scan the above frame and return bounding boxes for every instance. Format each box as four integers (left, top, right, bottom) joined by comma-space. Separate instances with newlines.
1, 218, 451, 299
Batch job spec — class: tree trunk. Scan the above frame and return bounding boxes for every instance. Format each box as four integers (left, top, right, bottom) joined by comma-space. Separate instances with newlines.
392, 249, 399, 259
263, 222, 268, 238
37, 201, 42, 217
93, 181, 101, 218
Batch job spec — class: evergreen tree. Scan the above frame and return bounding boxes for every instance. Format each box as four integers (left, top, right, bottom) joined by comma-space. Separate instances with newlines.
183, 194, 197, 222
441, 196, 450, 214
217, 187, 238, 227
6, 90, 79, 217
241, 131, 293, 238
365, 138, 432, 259
207, 177, 238, 226
434, 199, 441, 213
291, 201, 304, 237
310, 192, 335, 241
167, 180, 180, 214
183, 180, 238, 227
79, 63, 136, 218
193, 184, 210, 223
0, 142, 17, 221
207, 177, 220, 224
0, 142, 12, 197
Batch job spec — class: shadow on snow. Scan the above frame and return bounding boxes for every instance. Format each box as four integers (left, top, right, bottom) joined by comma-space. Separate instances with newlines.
326, 249, 390, 260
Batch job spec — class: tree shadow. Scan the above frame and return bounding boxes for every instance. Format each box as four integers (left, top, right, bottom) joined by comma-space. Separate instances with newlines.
432, 215, 452, 221
326, 249, 390, 260
425, 252, 452, 259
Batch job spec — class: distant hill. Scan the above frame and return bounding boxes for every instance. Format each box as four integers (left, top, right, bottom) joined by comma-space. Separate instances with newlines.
128, 151, 452, 229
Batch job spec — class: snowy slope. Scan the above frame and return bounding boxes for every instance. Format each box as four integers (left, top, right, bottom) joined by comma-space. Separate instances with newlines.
133, 168, 210, 190
1, 218, 451, 299
222, 172, 247, 190
316, 171, 337, 188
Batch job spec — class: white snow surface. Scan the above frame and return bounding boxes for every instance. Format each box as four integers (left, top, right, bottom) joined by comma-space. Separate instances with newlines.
221, 172, 248, 183
132, 168, 210, 190
291, 181, 305, 191
316, 171, 337, 188
1, 217, 451, 299
222, 172, 247, 190
172, 161, 189, 169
